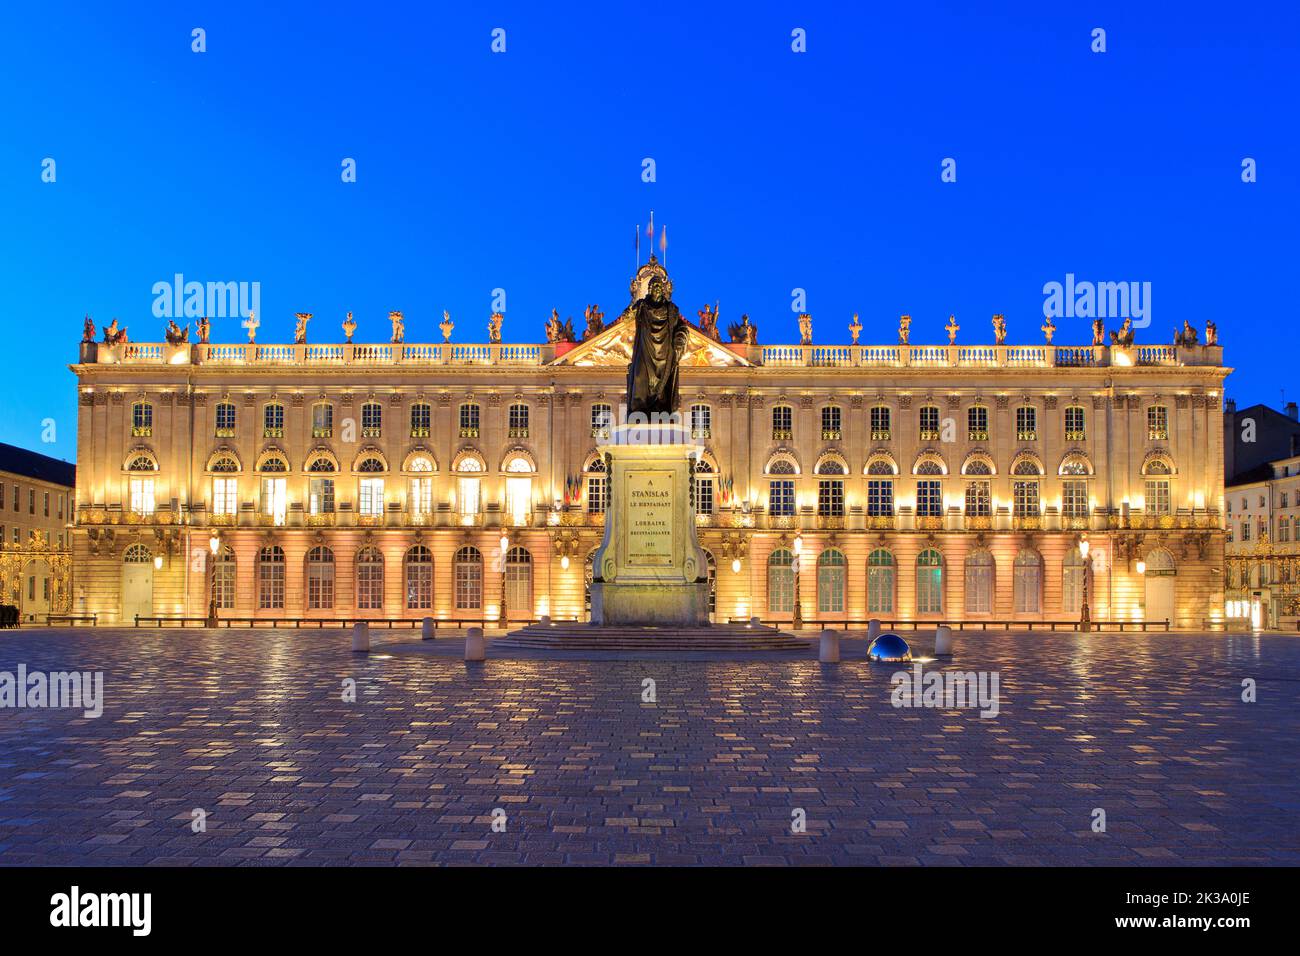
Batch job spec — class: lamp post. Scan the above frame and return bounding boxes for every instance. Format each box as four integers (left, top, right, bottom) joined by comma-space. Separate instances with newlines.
207, 534, 220, 627
792, 533, 803, 630
499, 533, 510, 627
1078, 537, 1091, 633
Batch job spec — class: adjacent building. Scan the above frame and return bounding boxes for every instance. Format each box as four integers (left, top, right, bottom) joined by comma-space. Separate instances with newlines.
70, 259, 1230, 628
1224, 444, 1300, 629
0, 441, 76, 621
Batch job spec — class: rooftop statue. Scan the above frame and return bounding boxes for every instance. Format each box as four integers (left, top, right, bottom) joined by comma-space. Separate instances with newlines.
992, 313, 1007, 345
389, 310, 404, 344
342, 312, 357, 343
1091, 317, 1105, 346
440, 311, 455, 343
487, 311, 502, 344
1173, 319, 1199, 347
849, 313, 862, 345
945, 314, 959, 344
696, 303, 720, 342
242, 312, 259, 343
1041, 315, 1056, 344
164, 320, 190, 346
583, 304, 605, 341
197, 316, 211, 344
1109, 317, 1135, 348
798, 313, 813, 346
626, 273, 688, 416
728, 313, 757, 345
102, 318, 129, 346
293, 312, 311, 345
897, 314, 911, 346
1205, 318, 1218, 346
82, 315, 96, 343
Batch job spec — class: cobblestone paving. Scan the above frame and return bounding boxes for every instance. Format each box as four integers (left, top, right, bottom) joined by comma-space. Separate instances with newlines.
0, 628, 1296, 865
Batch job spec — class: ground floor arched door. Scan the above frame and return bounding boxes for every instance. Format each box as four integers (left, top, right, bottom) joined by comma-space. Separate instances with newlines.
1144, 548, 1176, 625
21, 558, 51, 622
121, 544, 154, 623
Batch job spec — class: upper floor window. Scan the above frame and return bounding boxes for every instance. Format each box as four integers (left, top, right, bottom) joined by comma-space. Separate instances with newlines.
410, 402, 431, 438
967, 406, 989, 442
361, 401, 383, 438
870, 405, 891, 441
916, 479, 942, 517
508, 403, 529, 438
215, 401, 237, 437
1062, 479, 1089, 518
591, 403, 613, 438
456, 402, 479, 439
1015, 406, 1037, 441
132, 401, 153, 437
1147, 405, 1169, 441
866, 478, 893, 517
817, 478, 845, 517
585, 457, 608, 514
919, 405, 940, 441
312, 402, 333, 438
263, 403, 284, 438
1064, 405, 1086, 441
772, 405, 793, 440
768, 478, 795, 517
821, 405, 842, 440
690, 404, 711, 439
690, 459, 715, 515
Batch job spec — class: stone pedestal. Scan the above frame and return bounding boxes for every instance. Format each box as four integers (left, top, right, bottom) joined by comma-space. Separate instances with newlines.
589, 426, 709, 627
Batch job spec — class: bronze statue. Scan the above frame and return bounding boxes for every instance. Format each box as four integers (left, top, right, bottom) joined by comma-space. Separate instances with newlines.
626, 273, 688, 416
583, 304, 605, 341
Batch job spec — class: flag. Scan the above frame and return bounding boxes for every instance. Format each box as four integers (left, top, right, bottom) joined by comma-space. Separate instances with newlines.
659, 225, 667, 253
647, 212, 654, 241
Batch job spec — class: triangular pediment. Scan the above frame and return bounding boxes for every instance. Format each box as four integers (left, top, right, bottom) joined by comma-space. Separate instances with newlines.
548, 315, 752, 368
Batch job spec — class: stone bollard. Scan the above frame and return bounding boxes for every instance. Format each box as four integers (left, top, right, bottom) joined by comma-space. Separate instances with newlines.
539, 615, 551, 627
935, 624, 953, 656
352, 621, 370, 653
422, 617, 434, 641
867, 618, 881, 642
750, 616, 762, 628
465, 626, 485, 661
819, 628, 840, 663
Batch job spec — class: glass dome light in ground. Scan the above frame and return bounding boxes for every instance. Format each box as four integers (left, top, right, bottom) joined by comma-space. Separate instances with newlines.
867, 632, 912, 663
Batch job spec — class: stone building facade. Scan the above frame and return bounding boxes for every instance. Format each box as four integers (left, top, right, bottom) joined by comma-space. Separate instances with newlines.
1224, 449, 1300, 629
0, 441, 76, 621
70, 261, 1229, 628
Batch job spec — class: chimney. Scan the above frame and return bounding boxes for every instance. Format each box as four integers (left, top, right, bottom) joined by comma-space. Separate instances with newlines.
1287, 401, 1298, 421
1225, 398, 1237, 414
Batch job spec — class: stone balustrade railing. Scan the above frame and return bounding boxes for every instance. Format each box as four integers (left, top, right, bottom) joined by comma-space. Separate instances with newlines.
88, 340, 1218, 369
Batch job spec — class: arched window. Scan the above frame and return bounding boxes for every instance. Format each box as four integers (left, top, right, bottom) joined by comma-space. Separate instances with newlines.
585, 457, 608, 514
816, 458, 846, 517
767, 548, 795, 614
307, 456, 336, 516
1062, 548, 1087, 614
691, 458, 715, 515
454, 546, 483, 610
356, 547, 384, 610
1143, 458, 1173, 516
916, 549, 943, 614
1013, 549, 1042, 614
964, 550, 994, 614
404, 545, 433, 609
257, 546, 285, 609
867, 548, 895, 614
124, 543, 152, 563
816, 548, 847, 614
212, 546, 236, 609
504, 546, 532, 620
209, 455, 239, 473
305, 546, 335, 609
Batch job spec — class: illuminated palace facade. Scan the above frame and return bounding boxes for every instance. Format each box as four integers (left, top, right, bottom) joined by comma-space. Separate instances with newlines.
71, 262, 1229, 628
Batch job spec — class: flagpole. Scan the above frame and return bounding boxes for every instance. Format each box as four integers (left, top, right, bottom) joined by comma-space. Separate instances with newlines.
635, 224, 640, 270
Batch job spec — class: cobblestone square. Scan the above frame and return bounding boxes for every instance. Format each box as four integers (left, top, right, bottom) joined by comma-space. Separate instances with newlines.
0, 628, 1295, 866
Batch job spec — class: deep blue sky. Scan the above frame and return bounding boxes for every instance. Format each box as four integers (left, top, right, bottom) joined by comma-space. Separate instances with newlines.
3, 1, 1296, 463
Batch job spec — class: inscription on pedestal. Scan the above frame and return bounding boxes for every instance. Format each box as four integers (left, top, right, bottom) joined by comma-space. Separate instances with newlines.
627, 470, 674, 567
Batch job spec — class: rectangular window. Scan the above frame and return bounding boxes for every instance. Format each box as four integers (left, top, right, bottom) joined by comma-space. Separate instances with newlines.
817, 479, 844, 517
132, 402, 153, 437
916, 480, 942, 517
1241, 521, 1251, 541
359, 478, 385, 516
309, 478, 335, 515
1013, 480, 1040, 516
362, 403, 383, 438
586, 475, 608, 514
919, 405, 940, 440
821, 406, 842, 440
768, 479, 795, 517
409, 477, 433, 516
458, 477, 481, 517
867, 479, 894, 516
591, 404, 613, 438
29, 489, 35, 515
458, 403, 479, 438
263, 404, 284, 438
129, 478, 155, 516
312, 403, 333, 438
965, 481, 991, 516
410, 403, 431, 438
1145, 479, 1171, 515
0, 484, 6, 508
968, 406, 989, 441
43, 492, 49, 517
58, 493, 65, 520
212, 477, 238, 515
1147, 405, 1169, 441
260, 477, 287, 526
870, 406, 891, 440
1016, 406, 1037, 441
215, 402, 237, 437
691, 476, 714, 515
690, 404, 711, 439
1062, 480, 1089, 518
772, 406, 792, 440
1065, 406, 1086, 441
508, 403, 529, 438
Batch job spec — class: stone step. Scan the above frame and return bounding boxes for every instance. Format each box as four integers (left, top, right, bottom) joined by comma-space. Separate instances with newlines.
495, 622, 812, 651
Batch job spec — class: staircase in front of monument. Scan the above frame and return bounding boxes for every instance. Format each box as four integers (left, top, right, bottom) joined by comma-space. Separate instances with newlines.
494, 622, 811, 652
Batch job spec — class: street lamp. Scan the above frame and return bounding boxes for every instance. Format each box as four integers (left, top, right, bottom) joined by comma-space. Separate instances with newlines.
792, 534, 803, 631
1136, 559, 1146, 576
207, 533, 221, 627
208, 534, 220, 556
